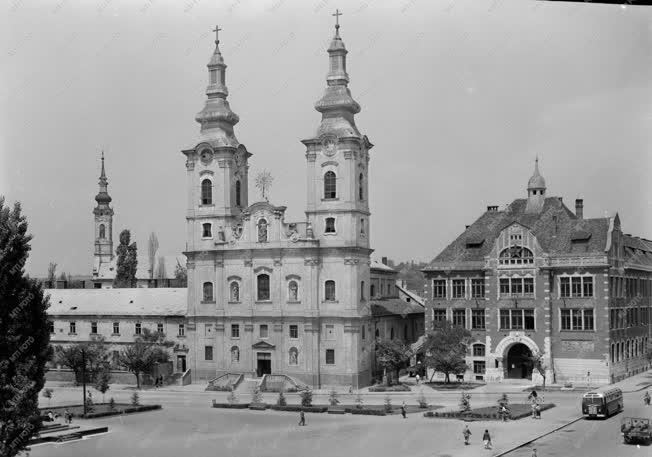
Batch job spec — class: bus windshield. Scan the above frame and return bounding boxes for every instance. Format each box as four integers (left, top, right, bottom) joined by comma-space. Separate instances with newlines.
584, 397, 603, 405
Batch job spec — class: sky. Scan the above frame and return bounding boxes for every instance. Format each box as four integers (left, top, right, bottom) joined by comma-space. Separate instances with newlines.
2, 0, 652, 277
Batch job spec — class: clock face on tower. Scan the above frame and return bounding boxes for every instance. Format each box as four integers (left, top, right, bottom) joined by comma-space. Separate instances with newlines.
200, 149, 213, 165
321, 136, 338, 157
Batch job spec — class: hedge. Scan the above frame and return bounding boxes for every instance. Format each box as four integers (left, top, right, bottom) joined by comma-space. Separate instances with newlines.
349, 408, 387, 416
82, 404, 161, 418
423, 404, 555, 421
269, 405, 328, 413
368, 384, 411, 392
212, 402, 251, 409
248, 403, 269, 410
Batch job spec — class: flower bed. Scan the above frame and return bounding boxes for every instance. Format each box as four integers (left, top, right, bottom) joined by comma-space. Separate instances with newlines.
423, 382, 483, 391
368, 384, 411, 392
268, 405, 328, 413
423, 403, 555, 420
212, 401, 251, 409
41, 403, 161, 418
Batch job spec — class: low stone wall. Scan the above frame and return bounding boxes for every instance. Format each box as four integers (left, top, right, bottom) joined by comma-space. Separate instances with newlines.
46, 368, 137, 385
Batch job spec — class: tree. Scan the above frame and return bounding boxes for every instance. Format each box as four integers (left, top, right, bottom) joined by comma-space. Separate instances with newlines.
300, 389, 313, 407
114, 229, 137, 288
459, 392, 472, 414
118, 329, 173, 389
276, 390, 287, 406
54, 337, 110, 384
156, 256, 166, 281
526, 350, 548, 389
42, 388, 54, 407
47, 262, 57, 285
355, 392, 364, 409
58, 271, 67, 283
0, 198, 52, 457
147, 232, 159, 280
227, 389, 238, 405
328, 389, 339, 406
422, 320, 471, 383
94, 368, 111, 402
375, 339, 412, 386
383, 394, 392, 413
174, 259, 187, 287
250, 386, 263, 405
131, 391, 140, 406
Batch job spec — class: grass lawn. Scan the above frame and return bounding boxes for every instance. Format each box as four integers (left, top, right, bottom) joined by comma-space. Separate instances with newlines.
336, 404, 442, 414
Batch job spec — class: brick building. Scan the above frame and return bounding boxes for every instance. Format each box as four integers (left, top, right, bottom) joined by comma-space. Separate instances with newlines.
422, 160, 651, 385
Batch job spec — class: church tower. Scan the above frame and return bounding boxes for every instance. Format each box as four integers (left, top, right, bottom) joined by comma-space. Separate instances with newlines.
93, 152, 114, 268
525, 158, 546, 213
301, 11, 373, 249
182, 27, 251, 253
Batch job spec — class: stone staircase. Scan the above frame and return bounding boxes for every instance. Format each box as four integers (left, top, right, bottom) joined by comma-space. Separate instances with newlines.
235, 378, 260, 394
205, 373, 244, 391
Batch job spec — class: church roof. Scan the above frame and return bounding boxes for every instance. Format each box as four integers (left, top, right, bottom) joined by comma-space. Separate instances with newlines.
425, 197, 610, 269
46, 288, 187, 317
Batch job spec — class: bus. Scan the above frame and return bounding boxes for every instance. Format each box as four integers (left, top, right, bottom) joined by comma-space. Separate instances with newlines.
582, 386, 623, 419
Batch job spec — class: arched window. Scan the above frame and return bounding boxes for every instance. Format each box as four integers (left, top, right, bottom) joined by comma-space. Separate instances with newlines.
288, 280, 299, 301
360, 218, 365, 236
289, 347, 298, 365
230, 346, 240, 363
99, 224, 106, 239
235, 180, 241, 206
325, 280, 336, 301
203, 282, 214, 302
359, 173, 364, 200
361, 281, 365, 300
202, 223, 212, 238
611, 343, 615, 363
499, 246, 534, 265
257, 274, 270, 301
325, 217, 336, 233
201, 179, 212, 205
257, 218, 268, 243
324, 171, 336, 199
230, 281, 240, 302
390, 327, 395, 340
370, 284, 375, 297
361, 325, 366, 340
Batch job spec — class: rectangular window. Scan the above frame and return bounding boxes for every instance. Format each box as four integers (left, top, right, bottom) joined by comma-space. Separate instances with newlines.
325, 349, 335, 365
571, 277, 582, 297
209, 69, 217, 84
583, 277, 593, 297
361, 325, 366, 340
452, 279, 466, 299
135, 322, 142, 335
524, 277, 534, 295
560, 277, 571, 298
561, 309, 571, 330
510, 278, 523, 296
471, 279, 485, 298
524, 309, 535, 330
473, 344, 485, 357
452, 309, 466, 327
231, 324, 240, 338
511, 309, 523, 329
91, 322, 98, 334
205, 346, 213, 361
500, 310, 510, 330
289, 324, 298, 339
202, 223, 212, 238
325, 217, 336, 233
499, 278, 510, 296
471, 309, 486, 330
94, 282, 102, 289
433, 280, 446, 299
158, 323, 164, 333
561, 309, 594, 331
178, 323, 185, 336
260, 324, 269, 338
113, 322, 119, 334
69, 321, 76, 334
325, 280, 336, 301
48, 321, 54, 334
584, 309, 594, 330
432, 309, 447, 323
325, 324, 335, 340
473, 360, 486, 374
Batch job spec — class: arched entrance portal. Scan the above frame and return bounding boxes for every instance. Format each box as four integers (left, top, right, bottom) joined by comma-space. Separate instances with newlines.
506, 343, 533, 379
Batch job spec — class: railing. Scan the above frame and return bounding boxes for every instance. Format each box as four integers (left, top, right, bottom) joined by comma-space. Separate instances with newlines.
180, 369, 192, 386
259, 374, 310, 392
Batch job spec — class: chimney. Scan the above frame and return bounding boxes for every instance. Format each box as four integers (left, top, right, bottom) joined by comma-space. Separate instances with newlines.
557, 197, 563, 203
381, 257, 388, 266
465, 225, 470, 230
575, 198, 584, 219
487, 206, 498, 212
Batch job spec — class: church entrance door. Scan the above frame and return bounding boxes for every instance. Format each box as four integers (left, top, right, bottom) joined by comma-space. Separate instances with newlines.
506, 343, 532, 379
176, 355, 186, 373
256, 352, 271, 377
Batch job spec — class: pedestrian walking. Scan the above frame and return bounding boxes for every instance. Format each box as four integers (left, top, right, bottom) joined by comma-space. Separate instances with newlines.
416, 374, 420, 385
482, 429, 492, 449
531, 448, 538, 457
298, 411, 306, 426
401, 402, 407, 419
531, 402, 536, 419
644, 391, 650, 406
535, 403, 541, 419
64, 409, 71, 424
463, 425, 472, 445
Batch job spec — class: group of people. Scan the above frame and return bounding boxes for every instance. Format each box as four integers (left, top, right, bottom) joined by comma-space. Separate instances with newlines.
462, 425, 493, 449
644, 391, 650, 406
528, 390, 542, 419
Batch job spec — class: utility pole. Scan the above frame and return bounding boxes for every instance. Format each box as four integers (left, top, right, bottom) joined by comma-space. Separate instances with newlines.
81, 348, 87, 416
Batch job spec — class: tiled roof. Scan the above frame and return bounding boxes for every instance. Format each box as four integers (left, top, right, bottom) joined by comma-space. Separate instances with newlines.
369, 298, 424, 317
396, 284, 425, 306
370, 259, 395, 272
46, 288, 187, 316
94, 254, 186, 281
622, 234, 652, 268
425, 197, 610, 269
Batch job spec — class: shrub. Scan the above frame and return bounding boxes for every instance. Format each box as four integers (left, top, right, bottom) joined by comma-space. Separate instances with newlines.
350, 409, 386, 416
459, 392, 471, 413
108, 397, 116, 411
417, 388, 428, 408
355, 392, 364, 410
131, 391, 140, 406
300, 389, 313, 407
42, 388, 54, 407
497, 393, 510, 418
251, 386, 263, 404
368, 384, 411, 392
384, 395, 392, 413
328, 389, 339, 406
227, 389, 238, 405
277, 391, 287, 407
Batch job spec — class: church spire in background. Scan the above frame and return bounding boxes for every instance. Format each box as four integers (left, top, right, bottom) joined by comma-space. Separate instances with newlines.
95, 151, 112, 206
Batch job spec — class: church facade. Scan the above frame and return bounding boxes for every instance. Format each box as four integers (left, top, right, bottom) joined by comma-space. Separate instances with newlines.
423, 162, 652, 386
182, 23, 376, 387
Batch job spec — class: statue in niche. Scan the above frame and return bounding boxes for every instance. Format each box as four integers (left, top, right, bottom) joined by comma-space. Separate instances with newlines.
288, 281, 298, 301
231, 346, 240, 363
230, 282, 240, 302
231, 223, 243, 240
289, 348, 298, 365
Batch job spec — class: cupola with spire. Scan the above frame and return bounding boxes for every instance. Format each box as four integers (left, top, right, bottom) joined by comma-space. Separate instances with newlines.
93, 152, 114, 270
194, 26, 240, 148
525, 157, 546, 213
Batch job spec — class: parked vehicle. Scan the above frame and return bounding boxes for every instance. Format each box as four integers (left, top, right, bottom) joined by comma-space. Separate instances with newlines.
621, 417, 651, 445
581, 386, 623, 419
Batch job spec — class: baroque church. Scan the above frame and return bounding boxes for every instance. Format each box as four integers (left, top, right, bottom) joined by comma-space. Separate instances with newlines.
182, 20, 377, 387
